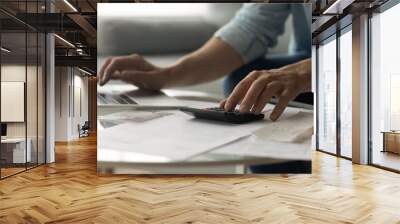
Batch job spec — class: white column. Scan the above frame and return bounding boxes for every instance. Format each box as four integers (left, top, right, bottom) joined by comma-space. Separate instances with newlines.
352, 14, 369, 164
45, 1, 56, 163
312, 45, 317, 150
46, 33, 55, 163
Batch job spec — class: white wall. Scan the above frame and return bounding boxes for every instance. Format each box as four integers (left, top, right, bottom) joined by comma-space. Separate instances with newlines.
71, 74, 89, 138
1, 63, 47, 163
55, 66, 69, 141
55, 67, 89, 141
75, 74, 89, 123
1, 65, 29, 138
1, 82, 25, 122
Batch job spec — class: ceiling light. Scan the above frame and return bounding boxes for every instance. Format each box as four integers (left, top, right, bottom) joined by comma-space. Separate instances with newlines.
63, 0, 78, 12
78, 67, 93, 76
54, 34, 75, 48
1, 47, 11, 53
76, 48, 85, 55
322, 0, 354, 15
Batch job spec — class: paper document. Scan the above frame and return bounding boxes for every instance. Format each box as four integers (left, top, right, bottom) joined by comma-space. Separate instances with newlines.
254, 111, 313, 143
98, 110, 172, 128
98, 112, 267, 162
213, 136, 311, 161
125, 89, 186, 107
213, 110, 313, 161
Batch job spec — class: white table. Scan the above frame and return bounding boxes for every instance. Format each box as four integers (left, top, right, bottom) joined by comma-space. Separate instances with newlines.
1, 138, 31, 164
97, 85, 312, 174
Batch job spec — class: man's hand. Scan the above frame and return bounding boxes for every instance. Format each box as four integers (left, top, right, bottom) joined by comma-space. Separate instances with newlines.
98, 54, 168, 90
221, 59, 311, 121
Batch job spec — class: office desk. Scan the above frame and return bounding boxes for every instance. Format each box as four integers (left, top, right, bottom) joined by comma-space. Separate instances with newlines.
1, 138, 32, 165
381, 131, 400, 154
97, 86, 312, 174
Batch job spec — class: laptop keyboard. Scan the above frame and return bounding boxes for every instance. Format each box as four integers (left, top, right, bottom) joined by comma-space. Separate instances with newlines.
98, 93, 137, 104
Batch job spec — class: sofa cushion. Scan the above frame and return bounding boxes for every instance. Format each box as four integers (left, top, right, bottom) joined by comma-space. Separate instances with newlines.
98, 17, 218, 55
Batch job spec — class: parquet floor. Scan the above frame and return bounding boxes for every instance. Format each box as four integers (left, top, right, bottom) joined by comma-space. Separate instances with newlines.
1, 135, 400, 224
1, 167, 26, 178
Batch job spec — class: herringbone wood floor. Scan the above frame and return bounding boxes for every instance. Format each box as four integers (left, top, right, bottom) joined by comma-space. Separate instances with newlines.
0, 135, 400, 224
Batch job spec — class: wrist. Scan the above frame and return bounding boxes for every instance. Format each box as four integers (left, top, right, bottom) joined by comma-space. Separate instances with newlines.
162, 58, 189, 87
296, 69, 311, 92
277, 59, 311, 93
279, 66, 311, 93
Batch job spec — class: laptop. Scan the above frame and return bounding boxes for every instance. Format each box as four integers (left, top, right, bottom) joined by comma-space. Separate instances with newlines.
97, 86, 186, 110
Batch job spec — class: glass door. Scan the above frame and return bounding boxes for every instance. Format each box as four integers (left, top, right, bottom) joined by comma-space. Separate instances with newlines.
339, 26, 352, 158
370, 2, 400, 171
1, 28, 28, 178
317, 35, 337, 154
0, 0, 47, 179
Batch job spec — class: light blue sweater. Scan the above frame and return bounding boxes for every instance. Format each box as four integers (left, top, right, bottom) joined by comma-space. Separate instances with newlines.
215, 3, 312, 63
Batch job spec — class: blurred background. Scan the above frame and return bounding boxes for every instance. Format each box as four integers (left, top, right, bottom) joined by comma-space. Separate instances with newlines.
97, 3, 294, 98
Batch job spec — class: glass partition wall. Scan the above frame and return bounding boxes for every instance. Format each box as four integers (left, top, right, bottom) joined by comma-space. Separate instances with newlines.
0, 31, 28, 177
317, 35, 337, 155
370, 2, 400, 171
316, 25, 353, 159
339, 27, 352, 159
0, 1, 46, 179
316, 0, 400, 172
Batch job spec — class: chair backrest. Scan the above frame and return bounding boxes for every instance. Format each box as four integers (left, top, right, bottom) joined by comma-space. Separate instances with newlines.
82, 121, 90, 129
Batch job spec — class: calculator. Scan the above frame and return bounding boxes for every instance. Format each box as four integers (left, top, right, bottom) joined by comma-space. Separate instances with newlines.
180, 107, 265, 124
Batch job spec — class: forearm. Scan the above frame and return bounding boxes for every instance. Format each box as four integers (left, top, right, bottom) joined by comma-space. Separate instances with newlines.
162, 37, 244, 87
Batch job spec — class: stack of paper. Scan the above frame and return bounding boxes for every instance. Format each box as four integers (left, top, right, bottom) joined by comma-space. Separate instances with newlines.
98, 111, 172, 128
213, 111, 313, 161
98, 112, 268, 162
253, 111, 313, 143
